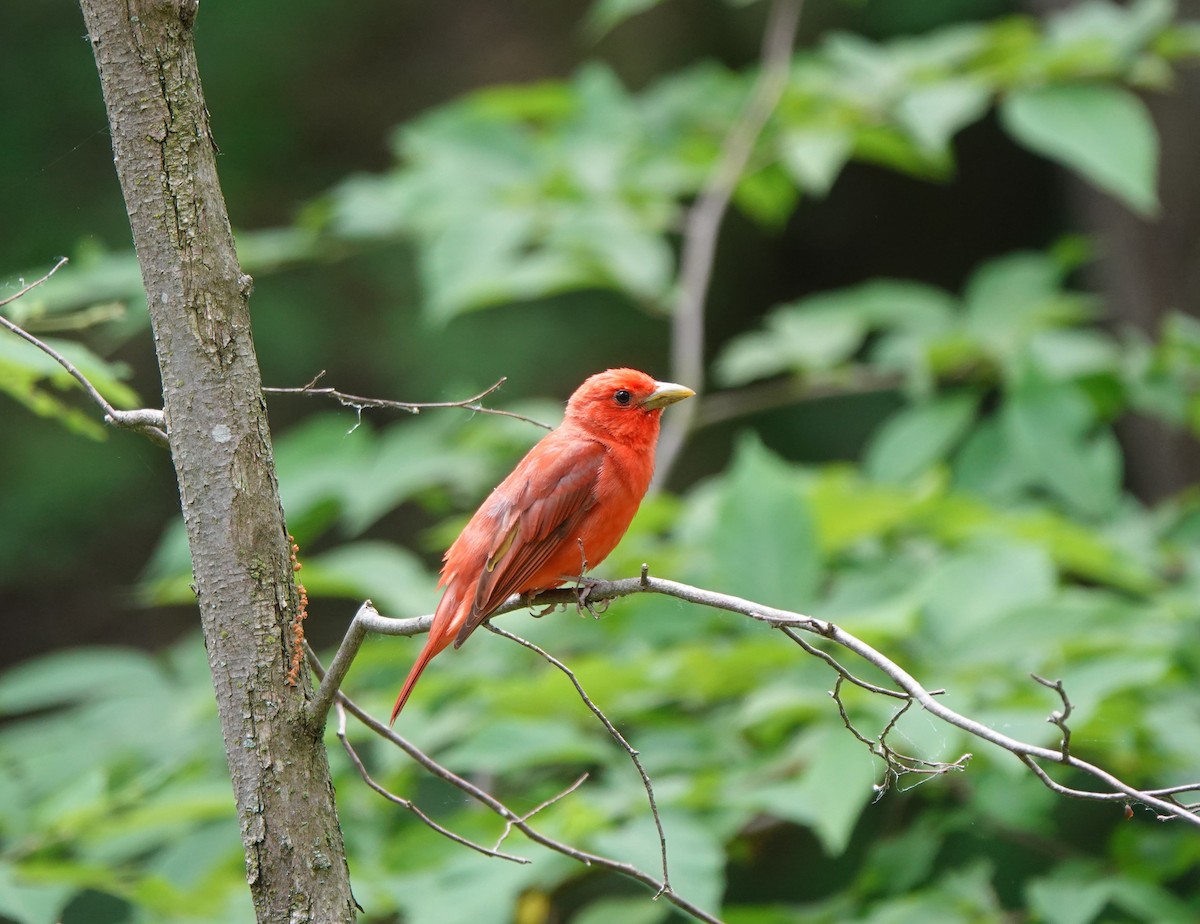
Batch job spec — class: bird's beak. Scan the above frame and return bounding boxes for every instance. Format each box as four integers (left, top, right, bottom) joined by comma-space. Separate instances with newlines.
641, 381, 696, 410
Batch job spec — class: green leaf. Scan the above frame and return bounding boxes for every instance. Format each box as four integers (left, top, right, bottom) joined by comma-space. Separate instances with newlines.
0, 335, 139, 438
386, 850, 544, 924
711, 435, 821, 608
1026, 869, 1114, 924
896, 79, 991, 153
591, 813, 724, 916
807, 467, 931, 554
734, 164, 800, 228
302, 542, 437, 616
1001, 377, 1122, 518
0, 861, 72, 924
737, 726, 877, 856
778, 128, 852, 196
964, 251, 1091, 334
853, 124, 951, 180
1046, 0, 1176, 63
0, 648, 163, 715
583, 0, 666, 40
865, 393, 979, 483
920, 541, 1056, 648
715, 301, 867, 385
1000, 84, 1159, 217
573, 897, 669, 924
716, 278, 956, 387
437, 718, 608, 772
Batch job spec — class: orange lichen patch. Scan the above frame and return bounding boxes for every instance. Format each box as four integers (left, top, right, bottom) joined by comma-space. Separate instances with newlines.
286, 534, 309, 686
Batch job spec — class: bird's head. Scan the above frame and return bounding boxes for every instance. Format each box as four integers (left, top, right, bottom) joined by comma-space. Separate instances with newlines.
563, 368, 694, 447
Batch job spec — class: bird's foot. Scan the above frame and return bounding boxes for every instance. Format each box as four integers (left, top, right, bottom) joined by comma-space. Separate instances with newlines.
522, 589, 558, 618
573, 578, 609, 619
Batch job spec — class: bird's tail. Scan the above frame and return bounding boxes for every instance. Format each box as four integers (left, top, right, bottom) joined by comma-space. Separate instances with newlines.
391, 582, 474, 723
390, 640, 441, 724
390, 593, 464, 723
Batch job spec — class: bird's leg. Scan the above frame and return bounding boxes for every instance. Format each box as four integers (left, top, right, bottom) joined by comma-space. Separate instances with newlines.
569, 540, 609, 619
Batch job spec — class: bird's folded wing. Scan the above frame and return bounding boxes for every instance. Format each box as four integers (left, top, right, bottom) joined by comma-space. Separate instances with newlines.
456, 442, 604, 644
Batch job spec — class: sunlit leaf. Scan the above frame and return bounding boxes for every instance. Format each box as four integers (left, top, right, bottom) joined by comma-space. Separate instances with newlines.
897, 78, 991, 153
1001, 84, 1159, 216
778, 128, 852, 196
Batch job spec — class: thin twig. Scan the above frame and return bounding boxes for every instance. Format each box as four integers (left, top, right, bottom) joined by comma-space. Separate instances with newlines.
305, 647, 725, 924
0, 258, 169, 446
334, 701, 530, 864
493, 774, 590, 852
0, 258, 69, 309
828, 675, 970, 801
484, 622, 673, 895
655, 0, 805, 486
1031, 673, 1073, 763
779, 627, 910, 700
264, 373, 553, 430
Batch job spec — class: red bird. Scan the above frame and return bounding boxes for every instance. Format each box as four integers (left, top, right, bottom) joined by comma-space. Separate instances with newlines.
391, 368, 694, 722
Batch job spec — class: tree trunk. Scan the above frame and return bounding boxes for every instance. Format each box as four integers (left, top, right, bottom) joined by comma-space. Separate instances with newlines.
77, 1, 357, 920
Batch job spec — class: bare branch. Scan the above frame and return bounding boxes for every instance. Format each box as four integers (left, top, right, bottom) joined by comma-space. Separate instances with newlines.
305, 601, 430, 729
306, 648, 725, 924
484, 622, 672, 894
0, 258, 168, 447
655, 0, 805, 486
321, 575, 1200, 827
333, 702, 530, 864
264, 373, 553, 430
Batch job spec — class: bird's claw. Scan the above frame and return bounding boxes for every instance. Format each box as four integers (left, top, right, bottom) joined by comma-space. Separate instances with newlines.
522, 590, 558, 618
573, 578, 609, 619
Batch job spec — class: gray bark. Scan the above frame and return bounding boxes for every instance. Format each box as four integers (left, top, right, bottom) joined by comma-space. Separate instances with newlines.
77, 1, 357, 920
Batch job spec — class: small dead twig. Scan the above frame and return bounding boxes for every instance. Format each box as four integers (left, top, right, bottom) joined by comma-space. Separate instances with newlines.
779, 627, 911, 700
264, 372, 552, 431
1031, 673, 1073, 763
829, 675, 971, 801
0, 258, 168, 446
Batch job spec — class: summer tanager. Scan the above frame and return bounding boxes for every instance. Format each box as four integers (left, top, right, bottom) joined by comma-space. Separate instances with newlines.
391, 368, 694, 722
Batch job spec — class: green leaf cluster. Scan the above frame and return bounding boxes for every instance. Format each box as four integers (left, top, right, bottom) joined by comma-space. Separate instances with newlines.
18, 0, 1196, 327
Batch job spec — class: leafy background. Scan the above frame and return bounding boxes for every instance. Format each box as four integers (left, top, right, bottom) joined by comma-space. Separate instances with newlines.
3, 0, 1200, 922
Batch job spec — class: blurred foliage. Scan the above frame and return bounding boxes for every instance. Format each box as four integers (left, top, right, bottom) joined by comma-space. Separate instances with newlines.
4, 1, 1200, 923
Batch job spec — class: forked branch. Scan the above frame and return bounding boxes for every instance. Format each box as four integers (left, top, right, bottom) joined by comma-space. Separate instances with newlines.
306, 644, 725, 924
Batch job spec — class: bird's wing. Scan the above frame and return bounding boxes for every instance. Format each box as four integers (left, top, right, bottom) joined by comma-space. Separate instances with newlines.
455, 440, 605, 645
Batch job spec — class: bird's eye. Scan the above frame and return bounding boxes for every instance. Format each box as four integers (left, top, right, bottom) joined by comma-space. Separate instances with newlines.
614, 389, 632, 406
